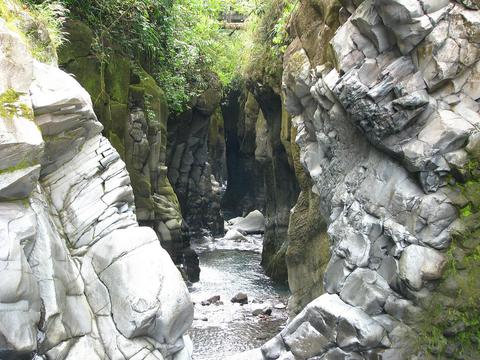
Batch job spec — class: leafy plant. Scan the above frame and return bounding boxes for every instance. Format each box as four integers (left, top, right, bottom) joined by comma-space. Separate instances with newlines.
17, 0, 297, 111
1, 0, 68, 62
241, 0, 298, 89
22, 0, 254, 112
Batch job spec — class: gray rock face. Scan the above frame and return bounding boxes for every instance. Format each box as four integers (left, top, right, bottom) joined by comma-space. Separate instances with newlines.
0, 23, 193, 359
167, 75, 224, 235
235, 0, 479, 358
57, 19, 197, 282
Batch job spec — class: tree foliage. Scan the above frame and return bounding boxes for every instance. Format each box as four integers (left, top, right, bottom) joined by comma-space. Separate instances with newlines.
240, 0, 298, 89
20, 0, 296, 111
24, 0, 254, 112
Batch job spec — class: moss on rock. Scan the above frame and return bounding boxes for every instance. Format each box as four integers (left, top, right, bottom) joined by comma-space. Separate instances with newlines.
417, 146, 480, 358
108, 131, 125, 160
58, 20, 93, 64
0, 89, 33, 120
106, 56, 131, 104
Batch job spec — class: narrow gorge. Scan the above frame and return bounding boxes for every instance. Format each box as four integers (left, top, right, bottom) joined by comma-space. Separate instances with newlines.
1, 0, 480, 359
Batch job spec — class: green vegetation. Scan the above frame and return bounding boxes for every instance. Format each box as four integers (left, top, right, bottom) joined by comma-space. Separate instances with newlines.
0, 88, 34, 120
0, 159, 34, 175
417, 158, 480, 358
241, 0, 298, 89
17, 0, 296, 112
24, 0, 255, 112
0, 0, 67, 62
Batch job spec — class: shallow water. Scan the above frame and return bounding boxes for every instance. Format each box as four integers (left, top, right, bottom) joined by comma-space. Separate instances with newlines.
189, 235, 290, 360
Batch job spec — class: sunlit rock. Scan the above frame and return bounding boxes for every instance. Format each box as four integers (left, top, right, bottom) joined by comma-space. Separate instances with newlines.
0, 21, 193, 359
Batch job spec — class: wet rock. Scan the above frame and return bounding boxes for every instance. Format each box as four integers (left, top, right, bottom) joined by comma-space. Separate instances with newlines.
183, 247, 201, 283
229, 210, 265, 234
252, 305, 273, 316
201, 295, 221, 306
261, 336, 287, 359
194, 316, 208, 322
224, 229, 249, 242
231, 292, 248, 305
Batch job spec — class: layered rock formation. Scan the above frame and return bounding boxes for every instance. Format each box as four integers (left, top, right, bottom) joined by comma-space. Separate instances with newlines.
0, 20, 193, 360
235, 0, 480, 358
239, 84, 299, 282
167, 75, 225, 235
58, 20, 199, 280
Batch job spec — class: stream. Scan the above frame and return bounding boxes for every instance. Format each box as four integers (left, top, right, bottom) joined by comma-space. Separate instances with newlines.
189, 233, 290, 359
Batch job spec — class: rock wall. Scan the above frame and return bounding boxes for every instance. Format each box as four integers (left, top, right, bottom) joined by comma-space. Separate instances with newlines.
222, 88, 266, 216
248, 84, 300, 282
167, 74, 224, 235
0, 20, 193, 360
208, 107, 228, 186
58, 20, 199, 280
235, 0, 480, 358
278, 0, 342, 318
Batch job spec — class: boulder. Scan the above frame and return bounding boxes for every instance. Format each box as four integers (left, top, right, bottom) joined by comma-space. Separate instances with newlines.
224, 229, 249, 241
201, 295, 221, 306
229, 210, 265, 234
252, 304, 273, 316
339, 268, 392, 315
284, 322, 331, 359
231, 292, 248, 305
399, 245, 447, 291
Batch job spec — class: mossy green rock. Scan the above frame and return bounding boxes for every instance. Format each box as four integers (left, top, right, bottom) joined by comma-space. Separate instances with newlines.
106, 57, 131, 104
58, 20, 93, 64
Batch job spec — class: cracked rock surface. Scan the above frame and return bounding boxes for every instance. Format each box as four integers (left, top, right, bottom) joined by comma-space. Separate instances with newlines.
0, 22, 193, 360
233, 0, 479, 358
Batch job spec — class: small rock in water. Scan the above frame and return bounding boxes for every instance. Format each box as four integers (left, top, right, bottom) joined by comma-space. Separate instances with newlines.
194, 316, 208, 321
252, 304, 273, 316
252, 308, 263, 316
254, 308, 273, 316
274, 303, 286, 310
231, 292, 248, 305
201, 295, 221, 306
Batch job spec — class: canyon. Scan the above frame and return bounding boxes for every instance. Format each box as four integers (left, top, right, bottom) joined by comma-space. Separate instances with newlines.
1, 0, 480, 359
